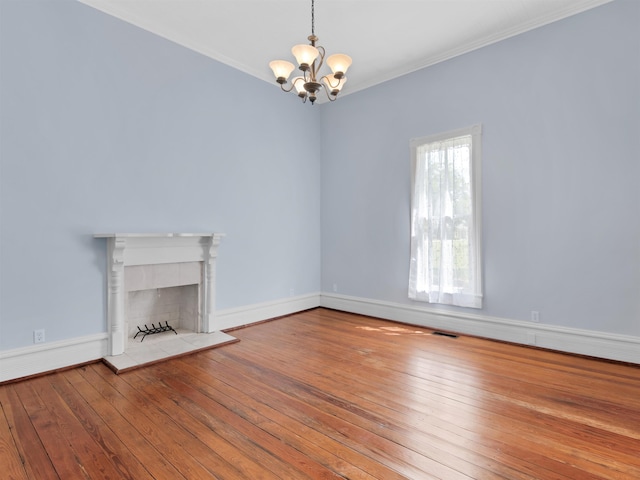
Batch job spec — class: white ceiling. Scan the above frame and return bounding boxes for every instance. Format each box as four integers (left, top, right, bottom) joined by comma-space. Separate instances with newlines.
78, 0, 612, 99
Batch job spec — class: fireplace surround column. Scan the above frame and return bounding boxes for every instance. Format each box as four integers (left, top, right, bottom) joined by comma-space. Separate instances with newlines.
107, 236, 127, 355
202, 234, 222, 333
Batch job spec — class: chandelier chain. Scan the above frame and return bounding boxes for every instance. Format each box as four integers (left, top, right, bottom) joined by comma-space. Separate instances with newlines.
311, 0, 315, 36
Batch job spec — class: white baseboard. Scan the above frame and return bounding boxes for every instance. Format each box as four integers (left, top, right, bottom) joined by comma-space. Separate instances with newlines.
2, 291, 635, 383
216, 293, 321, 331
0, 333, 109, 383
0, 294, 321, 383
320, 293, 640, 364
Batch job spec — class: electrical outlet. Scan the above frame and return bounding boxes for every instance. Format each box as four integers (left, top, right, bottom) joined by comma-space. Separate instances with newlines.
34, 329, 45, 344
531, 311, 540, 323
333, 283, 338, 292
289, 288, 295, 296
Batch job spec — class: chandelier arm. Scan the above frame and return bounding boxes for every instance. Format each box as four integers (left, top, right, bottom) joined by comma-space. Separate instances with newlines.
319, 74, 342, 89
279, 82, 296, 93
278, 76, 307, 94
313, 45, 326, 80
320, 83, 338, 102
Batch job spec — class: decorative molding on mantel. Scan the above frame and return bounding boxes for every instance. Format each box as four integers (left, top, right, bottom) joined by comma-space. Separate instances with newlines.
94, 233, 225, 356
93, 233, 225, 267
320, 293, 640, 365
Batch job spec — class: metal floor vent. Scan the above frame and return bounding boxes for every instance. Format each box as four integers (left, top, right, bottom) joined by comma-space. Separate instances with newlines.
432, 331, 458, 338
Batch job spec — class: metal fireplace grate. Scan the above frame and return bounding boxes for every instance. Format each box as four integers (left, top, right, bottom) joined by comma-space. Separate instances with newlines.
133, 321, 178, 342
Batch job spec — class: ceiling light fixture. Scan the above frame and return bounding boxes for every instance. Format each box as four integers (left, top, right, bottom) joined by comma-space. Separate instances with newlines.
269, 0, 352, 105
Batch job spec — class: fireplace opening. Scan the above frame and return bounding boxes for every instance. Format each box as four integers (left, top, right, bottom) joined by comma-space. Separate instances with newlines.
126, 285, 199, 345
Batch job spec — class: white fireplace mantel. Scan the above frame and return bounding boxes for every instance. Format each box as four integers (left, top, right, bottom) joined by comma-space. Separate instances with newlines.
94, 233, 225, 356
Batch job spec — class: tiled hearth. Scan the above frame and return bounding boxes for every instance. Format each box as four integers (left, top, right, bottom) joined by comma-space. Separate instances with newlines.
103, 329, 238, 373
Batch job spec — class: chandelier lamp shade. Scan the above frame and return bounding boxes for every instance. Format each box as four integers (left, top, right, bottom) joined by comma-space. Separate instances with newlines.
269, 0, 352, 104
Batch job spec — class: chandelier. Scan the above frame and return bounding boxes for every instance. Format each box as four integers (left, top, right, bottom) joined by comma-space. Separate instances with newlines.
269, 0, 352, 105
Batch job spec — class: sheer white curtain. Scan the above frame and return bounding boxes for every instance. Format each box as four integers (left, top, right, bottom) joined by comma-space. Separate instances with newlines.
409, 125, 482, 308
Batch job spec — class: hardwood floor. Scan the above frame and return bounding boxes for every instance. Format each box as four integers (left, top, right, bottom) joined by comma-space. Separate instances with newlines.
1, 308, 639, 479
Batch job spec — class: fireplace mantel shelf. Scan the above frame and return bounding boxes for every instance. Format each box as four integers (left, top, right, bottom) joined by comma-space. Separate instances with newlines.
95, 233, 225, 238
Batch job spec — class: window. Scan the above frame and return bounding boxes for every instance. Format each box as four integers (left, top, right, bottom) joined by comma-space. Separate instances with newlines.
408, 124, 482, 308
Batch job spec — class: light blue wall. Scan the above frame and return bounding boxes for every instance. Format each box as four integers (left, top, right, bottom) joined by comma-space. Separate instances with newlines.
320, 0, 640, 336
0, 0, 321, 349
2, 1, 638, 353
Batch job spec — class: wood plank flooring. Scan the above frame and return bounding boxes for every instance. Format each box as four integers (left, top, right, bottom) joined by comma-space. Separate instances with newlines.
1, 308, 639, 479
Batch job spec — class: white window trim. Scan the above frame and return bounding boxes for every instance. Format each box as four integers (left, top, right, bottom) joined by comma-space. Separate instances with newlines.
409, 124, 483, 308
